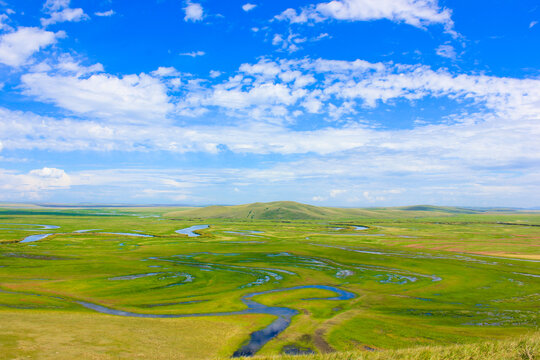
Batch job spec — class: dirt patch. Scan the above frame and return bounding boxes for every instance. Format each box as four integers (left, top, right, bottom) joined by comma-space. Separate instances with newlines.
313, 309, 363, 353
313, 328, 334, 353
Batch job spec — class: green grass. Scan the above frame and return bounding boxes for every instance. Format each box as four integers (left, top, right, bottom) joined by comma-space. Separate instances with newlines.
163, 201, 506, 220
0, 204, 539, 359
242, 332, 540, 360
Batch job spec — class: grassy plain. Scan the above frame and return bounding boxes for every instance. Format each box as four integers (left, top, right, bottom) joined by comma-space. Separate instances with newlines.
0, 203, 539, 359
245, 332, 540, 360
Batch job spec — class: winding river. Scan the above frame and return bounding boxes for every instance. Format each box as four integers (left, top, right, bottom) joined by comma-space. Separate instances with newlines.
175, 225, 209, 237
77, 284, 355, 357
20, 234, 54, 243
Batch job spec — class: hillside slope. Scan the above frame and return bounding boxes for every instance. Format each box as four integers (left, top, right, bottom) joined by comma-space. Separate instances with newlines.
164, 201, 483, 220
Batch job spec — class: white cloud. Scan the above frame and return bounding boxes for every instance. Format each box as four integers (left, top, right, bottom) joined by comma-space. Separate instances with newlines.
169, 56, 540, 127
204, 82, 304, 110
276, 0, 455, 35
180, 50, 206, 57
151, 66, 180, 77
272, 34, 283, 45
271, 32, 306, 52
21, 66, 172, 124
29, 167, 71, 185
0, 13, 12, 31
95, 10, 115, 17
530, 21, 538, 29
41, 0, 88, 26
41, 8, 88, 26
52, 53, 104, 75
242, 3, 257, 12
2, 57, 540, 208
1, 100, 539, 206
314, 32, 330, 41
330, 189, 346, 197
436, 44, 456, 59
209, 70, 222, 78
0, 27, 61, 67
43, 0, 70, 12
302, 98, 323, 113
0, 167, 71, 199
184, 1, 204, 22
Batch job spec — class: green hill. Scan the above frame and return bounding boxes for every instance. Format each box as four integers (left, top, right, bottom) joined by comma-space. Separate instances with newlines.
164, 201, 485, 220
165, 201, 339, 220
396, 205, 480, 214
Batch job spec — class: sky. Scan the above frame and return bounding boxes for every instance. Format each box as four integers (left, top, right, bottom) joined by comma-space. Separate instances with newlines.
0, 0, 539, 207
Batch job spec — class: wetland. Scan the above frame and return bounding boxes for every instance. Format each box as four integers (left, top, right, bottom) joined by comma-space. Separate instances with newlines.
0, 204, 539, 359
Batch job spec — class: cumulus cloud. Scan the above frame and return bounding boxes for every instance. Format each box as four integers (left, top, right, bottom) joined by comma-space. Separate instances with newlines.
276, 0, 456, 35
0, 27, 62, 67
151, 66, 180, 77
20, 61, 172, 124
29, 167, 71, 187
183, 57, 540, 124
41, 8, 87, 26
41, 0, 88, 26
17, 54, 539, 132
184, 1, 204, 22
0, 167, 71, 199
242, 3, 257, 12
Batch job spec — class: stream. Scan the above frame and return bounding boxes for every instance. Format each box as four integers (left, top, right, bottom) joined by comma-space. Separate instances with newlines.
77, 284, 355, 357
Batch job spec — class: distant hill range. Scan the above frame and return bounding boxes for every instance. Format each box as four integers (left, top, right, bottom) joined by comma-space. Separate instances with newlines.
164, 201, 493, 220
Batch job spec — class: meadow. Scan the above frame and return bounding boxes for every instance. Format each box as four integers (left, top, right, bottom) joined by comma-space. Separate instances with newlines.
0, 203, 538, 359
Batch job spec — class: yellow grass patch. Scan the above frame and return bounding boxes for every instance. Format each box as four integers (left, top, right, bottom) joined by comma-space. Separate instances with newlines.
0, 310, 273, 360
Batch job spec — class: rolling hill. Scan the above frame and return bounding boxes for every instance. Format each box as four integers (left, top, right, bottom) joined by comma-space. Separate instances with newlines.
164, 201, 484, 220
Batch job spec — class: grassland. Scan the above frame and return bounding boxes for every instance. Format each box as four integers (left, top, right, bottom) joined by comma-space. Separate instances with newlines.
0, 203, 539, 359
244, 332, 540, 360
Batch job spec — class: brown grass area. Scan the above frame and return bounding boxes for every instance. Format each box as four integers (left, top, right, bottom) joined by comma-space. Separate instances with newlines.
402, 242, 540, 260
472, 252, 540, 260
0, 310, 272, 359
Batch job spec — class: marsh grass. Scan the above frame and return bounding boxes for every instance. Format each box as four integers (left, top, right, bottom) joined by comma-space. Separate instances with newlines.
0, 207, 539, 358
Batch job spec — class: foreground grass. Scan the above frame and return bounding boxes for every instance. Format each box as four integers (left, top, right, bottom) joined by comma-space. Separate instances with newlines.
0, 310, 272, 359
245, 332, 540, 360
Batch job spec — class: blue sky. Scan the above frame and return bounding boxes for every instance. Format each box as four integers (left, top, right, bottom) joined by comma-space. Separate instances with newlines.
0, 0, 539, 207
